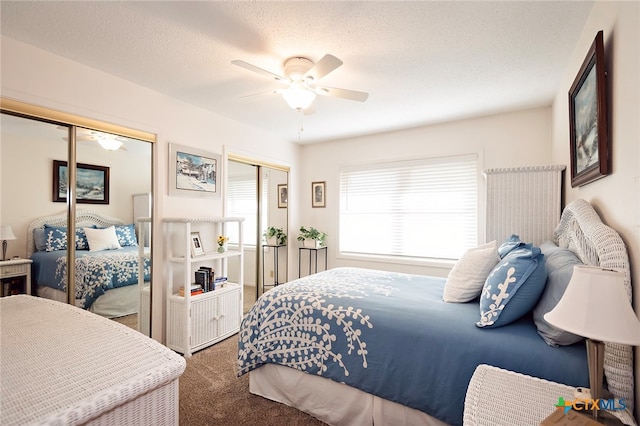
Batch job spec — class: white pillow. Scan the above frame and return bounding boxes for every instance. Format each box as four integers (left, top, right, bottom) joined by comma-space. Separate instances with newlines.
443, 240, 500, 303
84, 226, 122, 251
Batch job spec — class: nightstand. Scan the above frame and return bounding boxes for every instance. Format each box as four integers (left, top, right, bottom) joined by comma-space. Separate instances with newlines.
0, 259, 32, 296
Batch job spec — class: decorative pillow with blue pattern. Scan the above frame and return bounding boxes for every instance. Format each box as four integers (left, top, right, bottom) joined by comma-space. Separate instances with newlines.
497, 234, 525, 258
44, 225, 93, 252
115, 224, 138, 247
477, 243, 547, 328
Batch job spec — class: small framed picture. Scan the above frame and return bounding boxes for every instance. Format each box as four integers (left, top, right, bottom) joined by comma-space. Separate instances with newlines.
190, 232, 204, 257
312, 181, 326, 208
277, 184, 288, 208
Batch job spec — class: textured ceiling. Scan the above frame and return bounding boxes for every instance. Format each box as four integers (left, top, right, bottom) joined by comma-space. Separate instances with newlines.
0, 1, 593, 144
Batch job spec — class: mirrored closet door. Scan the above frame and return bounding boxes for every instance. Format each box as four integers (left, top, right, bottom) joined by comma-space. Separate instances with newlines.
227, 158, 289, 313
0, 103, 154, 337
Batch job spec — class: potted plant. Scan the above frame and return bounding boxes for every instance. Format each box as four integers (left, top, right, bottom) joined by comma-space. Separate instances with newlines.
263, 226, 287, 246
297, 226, 327, 248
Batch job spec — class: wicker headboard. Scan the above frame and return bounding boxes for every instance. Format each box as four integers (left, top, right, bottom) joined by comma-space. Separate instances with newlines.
27, 209, 125, 258
553, 199, 634, 414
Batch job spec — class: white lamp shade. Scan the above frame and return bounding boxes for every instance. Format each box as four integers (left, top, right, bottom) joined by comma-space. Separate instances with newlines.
0, 226, 16, 241
282, 83, 316, 110
544, 265, 640, 345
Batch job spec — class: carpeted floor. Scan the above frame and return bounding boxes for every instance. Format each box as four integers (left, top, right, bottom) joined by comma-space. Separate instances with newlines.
178, 334, 326, 425
112, 309, 324, 424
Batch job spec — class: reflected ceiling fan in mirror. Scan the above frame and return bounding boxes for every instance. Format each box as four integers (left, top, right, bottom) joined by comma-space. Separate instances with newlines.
231, 53, 369, 113
60, 127, 128, 151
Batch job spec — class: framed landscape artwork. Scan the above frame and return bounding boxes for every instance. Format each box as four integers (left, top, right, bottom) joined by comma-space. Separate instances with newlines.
53, 160, 109, 204
169, 143, 221, 198
569, 30, 609, 187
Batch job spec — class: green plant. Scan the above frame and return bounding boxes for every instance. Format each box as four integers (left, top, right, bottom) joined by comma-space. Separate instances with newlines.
263, 226, 287, 246
297, 226, 327, 245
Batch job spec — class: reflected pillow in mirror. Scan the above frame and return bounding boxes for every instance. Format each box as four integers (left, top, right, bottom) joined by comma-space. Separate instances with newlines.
84, 226, 122, 251
115, 224, 138, 247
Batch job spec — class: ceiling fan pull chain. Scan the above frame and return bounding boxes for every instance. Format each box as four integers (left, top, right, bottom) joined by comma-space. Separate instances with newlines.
298, 110, 304, 139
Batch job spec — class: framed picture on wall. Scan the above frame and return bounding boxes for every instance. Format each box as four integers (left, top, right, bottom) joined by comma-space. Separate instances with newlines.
53, 160, 110, 204
169, 143, 221, 198
569, 30, 609, 187
312, 181, 326, 208
278, 184, 288, 208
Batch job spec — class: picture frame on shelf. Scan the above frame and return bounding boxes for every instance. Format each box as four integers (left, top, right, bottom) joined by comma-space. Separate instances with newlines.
190, 232, 204, 257
569, 30, 609, 187
312, 181, 326, 208
53, 160, 109, 204
169, 143, 221, 198
278, 184, 288, 208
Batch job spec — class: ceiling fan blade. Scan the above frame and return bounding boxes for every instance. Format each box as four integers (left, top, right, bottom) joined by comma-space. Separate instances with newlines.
306, 54, 343, 81
317, 86, 369, 102
231, 60, 286, 82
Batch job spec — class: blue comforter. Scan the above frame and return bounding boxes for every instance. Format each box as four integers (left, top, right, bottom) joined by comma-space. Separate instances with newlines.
31, 246, 150, 309
237, 267, 588, 425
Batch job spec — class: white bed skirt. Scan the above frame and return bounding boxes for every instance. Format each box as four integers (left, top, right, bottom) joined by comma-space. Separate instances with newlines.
36, 284, 139, 318
249, 364, 448, 426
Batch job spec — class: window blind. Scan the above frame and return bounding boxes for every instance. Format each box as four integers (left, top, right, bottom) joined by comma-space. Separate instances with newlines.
339, 154, 478, 260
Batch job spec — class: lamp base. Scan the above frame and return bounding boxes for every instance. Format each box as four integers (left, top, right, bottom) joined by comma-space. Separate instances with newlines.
2, 239, 7, 261
586, 338, 605, 421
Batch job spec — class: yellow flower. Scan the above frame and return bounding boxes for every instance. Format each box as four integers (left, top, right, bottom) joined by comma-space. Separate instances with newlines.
217, 235, 229, 247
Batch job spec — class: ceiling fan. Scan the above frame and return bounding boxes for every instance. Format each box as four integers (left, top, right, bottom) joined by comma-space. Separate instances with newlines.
231, 54, 369, 111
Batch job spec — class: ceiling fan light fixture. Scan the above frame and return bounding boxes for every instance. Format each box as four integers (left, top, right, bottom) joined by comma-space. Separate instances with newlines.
97, 136, 123, 151
282, 83, 316, 110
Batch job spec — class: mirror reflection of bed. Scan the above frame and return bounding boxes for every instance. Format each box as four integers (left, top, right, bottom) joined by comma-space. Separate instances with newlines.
0, 110, 153, 335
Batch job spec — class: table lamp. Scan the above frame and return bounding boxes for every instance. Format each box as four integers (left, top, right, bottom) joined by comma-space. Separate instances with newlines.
544, 265, 640, 421
0, 226, 17, 261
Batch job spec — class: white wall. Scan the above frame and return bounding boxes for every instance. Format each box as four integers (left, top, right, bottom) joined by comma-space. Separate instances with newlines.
0, 35, 300, 341
297, 106, 552, 277
551, 1, 640, 417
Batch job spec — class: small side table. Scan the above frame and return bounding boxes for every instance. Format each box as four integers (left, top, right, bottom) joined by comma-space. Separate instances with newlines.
262, 244, 286, 291
0, 258, 32, 296
298, 246, 328, 278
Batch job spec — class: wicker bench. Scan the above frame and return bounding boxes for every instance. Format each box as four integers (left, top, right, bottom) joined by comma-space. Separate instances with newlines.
0, 295, 186, 425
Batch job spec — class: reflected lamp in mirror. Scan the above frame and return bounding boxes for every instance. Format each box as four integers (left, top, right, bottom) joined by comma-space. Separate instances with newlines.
0, 226, 17, 261
544, 265, 640, 420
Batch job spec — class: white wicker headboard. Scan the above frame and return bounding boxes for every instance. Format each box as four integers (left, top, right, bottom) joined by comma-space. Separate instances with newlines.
553, 199, 634, 414
27, 209, 125, 258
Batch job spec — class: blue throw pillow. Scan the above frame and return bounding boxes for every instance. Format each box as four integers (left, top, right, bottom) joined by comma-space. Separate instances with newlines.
44, 225, 93, 251
115, 224, 138, 247
533, 241, 584, 346
497, 234, 525, 258
477, 243, 547, 328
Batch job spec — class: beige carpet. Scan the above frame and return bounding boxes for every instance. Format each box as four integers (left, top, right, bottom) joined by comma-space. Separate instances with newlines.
112, 311, 324, 424
179, 334, 326, 425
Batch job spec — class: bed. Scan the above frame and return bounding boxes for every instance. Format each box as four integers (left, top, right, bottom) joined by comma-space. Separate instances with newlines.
0, 295, 185, 425
27, 209, 150, 318
237, 199, 636, 425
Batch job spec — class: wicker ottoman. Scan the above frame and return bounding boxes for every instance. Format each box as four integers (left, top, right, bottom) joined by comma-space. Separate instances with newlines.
0, 295, 186, 425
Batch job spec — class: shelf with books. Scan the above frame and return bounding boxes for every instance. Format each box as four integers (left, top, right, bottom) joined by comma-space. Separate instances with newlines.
163, 217, 244, 357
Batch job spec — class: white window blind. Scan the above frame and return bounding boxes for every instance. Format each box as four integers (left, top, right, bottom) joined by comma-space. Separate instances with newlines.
339, 154, 477, 260
227, 175, 268, 246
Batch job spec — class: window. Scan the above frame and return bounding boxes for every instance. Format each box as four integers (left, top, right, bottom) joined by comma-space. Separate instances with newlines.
339, 154, 477, 260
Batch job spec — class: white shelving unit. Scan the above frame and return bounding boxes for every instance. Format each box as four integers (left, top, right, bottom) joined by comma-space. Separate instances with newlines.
163, 217, 244, 357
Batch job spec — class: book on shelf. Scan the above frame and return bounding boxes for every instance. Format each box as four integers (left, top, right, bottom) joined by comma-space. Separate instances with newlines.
197, 266, 215, 292
178, 284, 203, 296
214, 276, 228, 288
